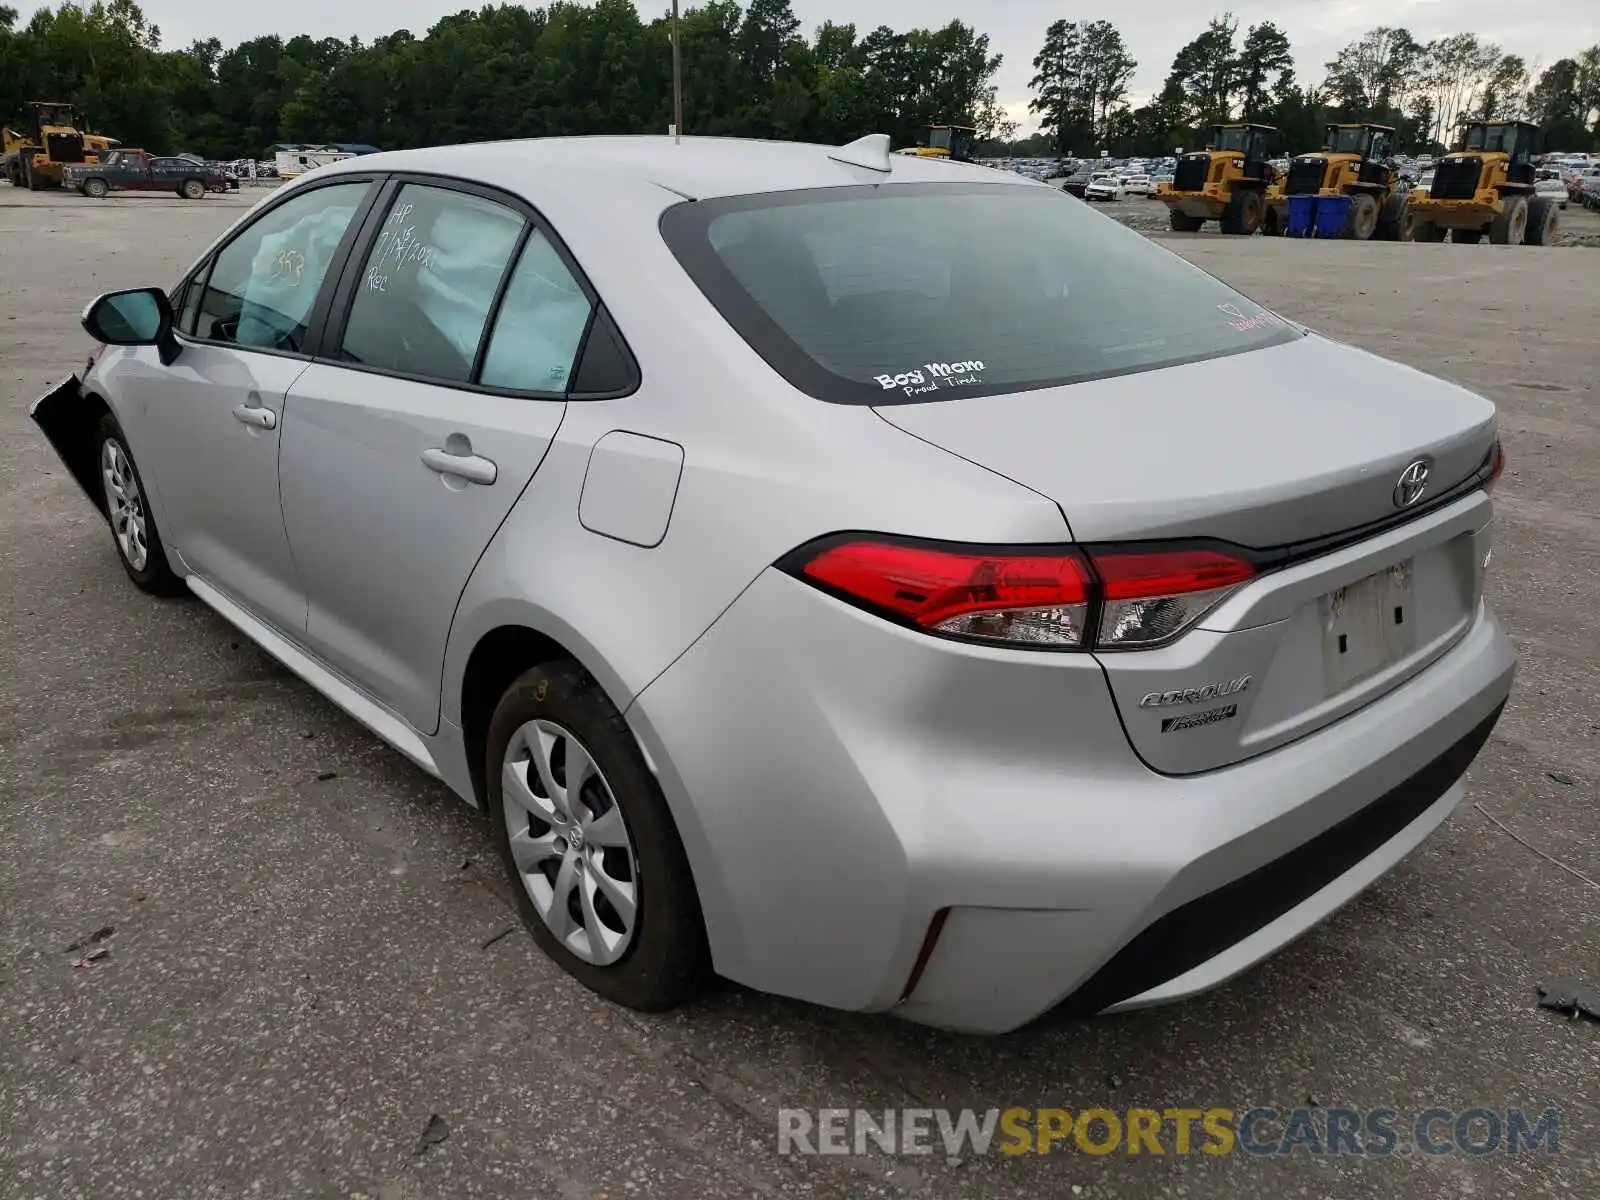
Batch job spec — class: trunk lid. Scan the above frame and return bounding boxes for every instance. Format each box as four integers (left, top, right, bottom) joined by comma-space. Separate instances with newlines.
874, 334, 1495, 548
876, 335, 1498, 774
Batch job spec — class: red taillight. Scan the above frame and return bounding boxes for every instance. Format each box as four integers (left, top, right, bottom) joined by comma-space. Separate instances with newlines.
800, 540, 1093, 646
1487, 440, 1505, 490
791, 539, 1254, 650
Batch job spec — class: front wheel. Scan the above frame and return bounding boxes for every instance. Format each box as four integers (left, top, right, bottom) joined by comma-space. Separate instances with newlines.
1221, 188, 1263, 235
1525, 196, 1558, 246
96, 413, 183, 594
179, 178, 205, 200
486, 661, 708, 1011
1345, 193, 1379, 240
1490, 195, 1528, 245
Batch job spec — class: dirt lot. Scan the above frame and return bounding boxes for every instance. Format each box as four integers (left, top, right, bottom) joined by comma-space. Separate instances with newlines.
2, 186, 1597, 1199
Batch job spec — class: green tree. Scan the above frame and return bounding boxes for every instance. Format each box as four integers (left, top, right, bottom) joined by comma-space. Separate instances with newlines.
1235, 21, 1291, 122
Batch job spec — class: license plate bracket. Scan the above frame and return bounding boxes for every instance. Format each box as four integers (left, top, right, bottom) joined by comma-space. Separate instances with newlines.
1320, 560, 1416, 694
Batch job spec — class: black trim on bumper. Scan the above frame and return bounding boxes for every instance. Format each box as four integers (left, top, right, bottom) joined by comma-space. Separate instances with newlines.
1060, 700, 1506, 1016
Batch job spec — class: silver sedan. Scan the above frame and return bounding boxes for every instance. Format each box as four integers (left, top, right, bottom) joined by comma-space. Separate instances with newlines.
33, 134, 1515, 1033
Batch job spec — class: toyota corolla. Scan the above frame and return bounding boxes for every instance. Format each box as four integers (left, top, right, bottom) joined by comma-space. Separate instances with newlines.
32, 134, 1515, 1033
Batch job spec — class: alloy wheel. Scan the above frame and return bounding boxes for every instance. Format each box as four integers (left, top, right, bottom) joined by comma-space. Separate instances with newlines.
501, 719, 639, 965
101, 438, 148, 571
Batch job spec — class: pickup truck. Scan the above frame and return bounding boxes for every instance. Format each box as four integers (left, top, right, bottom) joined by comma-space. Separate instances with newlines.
63, 149, 229, 199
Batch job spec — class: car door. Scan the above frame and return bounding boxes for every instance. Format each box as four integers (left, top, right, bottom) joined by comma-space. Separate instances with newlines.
279, 178, 592, 732
129, 177, 381, 634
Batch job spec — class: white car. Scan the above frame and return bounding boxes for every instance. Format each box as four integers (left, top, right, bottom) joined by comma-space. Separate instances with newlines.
1085, 173, 1127, 201
1534, 176, 1570, 210
1124, 175, 1155, 196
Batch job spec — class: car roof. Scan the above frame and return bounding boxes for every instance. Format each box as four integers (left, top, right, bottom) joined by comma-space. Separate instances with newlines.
312, 135, 1035, 201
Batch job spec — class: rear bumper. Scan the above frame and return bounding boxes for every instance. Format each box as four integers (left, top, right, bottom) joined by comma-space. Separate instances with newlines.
628, 568, 1515, 1034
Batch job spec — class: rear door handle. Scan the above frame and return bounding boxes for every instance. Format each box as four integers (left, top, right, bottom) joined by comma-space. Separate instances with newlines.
421, 447, 497, 486
232, 404, 276, 430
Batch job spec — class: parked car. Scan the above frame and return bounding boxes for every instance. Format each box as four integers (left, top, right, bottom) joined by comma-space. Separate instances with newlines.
1085, 172, 1127, 201
1533, 176, 1569, 210
1123, 174, 1155, 196
1061, 168, 1094, 198
63, 148, 227, 199
33, 134, 1515, 1035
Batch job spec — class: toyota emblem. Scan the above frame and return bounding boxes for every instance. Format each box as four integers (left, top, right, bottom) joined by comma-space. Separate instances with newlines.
1393, 458, 1431, 509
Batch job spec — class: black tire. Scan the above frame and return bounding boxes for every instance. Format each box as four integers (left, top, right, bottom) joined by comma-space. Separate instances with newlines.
1489, 195, 1527, 245
486, 661, 708, 1011
96, 413, 184, 595
1220, 188, 1263, 235
1376, 191, 1411, 240
1525, 195, 1558, 246
180, 178, 205, 200
1345, 193, 1379, 240
83, 177, 108, 199
23, 155, 42, 191
1411, 219, 1445, 243
1167, 209, 1204, 232
1453, 228, 1484, 244
1260, 205, 1284, 236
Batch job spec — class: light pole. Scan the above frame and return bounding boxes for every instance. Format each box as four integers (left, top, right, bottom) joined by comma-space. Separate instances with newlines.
671, 0, 683, 143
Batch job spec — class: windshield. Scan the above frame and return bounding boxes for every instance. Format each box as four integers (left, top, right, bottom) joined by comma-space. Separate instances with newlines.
1325, 127, 1368, 155
660, 183, 1299, 405
1212, 127, 1251, 152
1464, 124, 1518, 154
927, 128, 952, 151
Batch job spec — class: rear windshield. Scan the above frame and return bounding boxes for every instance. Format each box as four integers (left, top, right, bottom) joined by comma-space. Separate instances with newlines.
660, 182, 1298, 405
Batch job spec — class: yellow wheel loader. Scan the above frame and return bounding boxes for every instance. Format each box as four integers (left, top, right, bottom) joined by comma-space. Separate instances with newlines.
893, 125, 977, 164
1278, 123, 1410, 241
1155, 124, 1282, 235
2, 101, 118, 190
1408, 121, 1557, 246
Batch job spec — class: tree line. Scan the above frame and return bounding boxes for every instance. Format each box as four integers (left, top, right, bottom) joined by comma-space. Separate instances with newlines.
2, 1, 1597, 163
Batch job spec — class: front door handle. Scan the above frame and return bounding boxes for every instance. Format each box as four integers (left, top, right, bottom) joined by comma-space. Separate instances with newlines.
421, 446, 497, 486
232, 404, 276, 430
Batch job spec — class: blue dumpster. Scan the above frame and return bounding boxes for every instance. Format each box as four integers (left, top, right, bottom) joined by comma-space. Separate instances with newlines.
1286, 195, 1317, 237
1315, 195, 1353, 238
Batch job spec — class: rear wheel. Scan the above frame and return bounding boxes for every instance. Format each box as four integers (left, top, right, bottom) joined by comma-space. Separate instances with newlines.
487, 661, 708, 1010
1345, 193, 1379, 240
179, 178, 205, 200
1490, 195, 1528, 245
82, 177, 108, 199
1376, 191, 1411, 240
1167, 209, 1205, 232
1411, 219, 1446, 243
1220, 188, 1263, 235
1525, 196, 1558, 246
1453, 228, 1484, 245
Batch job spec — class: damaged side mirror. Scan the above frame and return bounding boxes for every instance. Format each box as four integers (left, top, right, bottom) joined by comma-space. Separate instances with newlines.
81, 287, 181, 365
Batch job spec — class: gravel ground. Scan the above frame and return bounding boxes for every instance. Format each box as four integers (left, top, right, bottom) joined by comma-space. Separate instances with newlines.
2, 185, 1596, 1200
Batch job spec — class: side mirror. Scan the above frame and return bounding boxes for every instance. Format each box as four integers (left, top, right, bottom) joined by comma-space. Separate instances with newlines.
81, 287, 180, 365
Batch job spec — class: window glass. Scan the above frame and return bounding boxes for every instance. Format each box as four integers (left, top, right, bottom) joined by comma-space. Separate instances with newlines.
195, 181, 369, 351
661, 183, 1299, 404
338, 184, 524, 383
479, 229, 595, 391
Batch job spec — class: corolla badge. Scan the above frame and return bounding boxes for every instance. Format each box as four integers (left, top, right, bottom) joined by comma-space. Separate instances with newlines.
1139, 675, 1253, 708
1394, 457, 1432, 509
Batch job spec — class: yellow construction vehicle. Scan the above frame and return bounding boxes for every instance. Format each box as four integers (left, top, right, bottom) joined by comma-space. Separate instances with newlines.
1276, 123, 1409, 240
2, 101, 118, 190
1155, 123, 1281, 234
1407, 120, 1556, 245
894, 125, 976, 163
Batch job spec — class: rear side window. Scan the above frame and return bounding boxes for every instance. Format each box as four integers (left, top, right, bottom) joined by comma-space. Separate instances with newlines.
478, 228, 593, 392
338, 184, 525, 383
660, 182, 1299, 404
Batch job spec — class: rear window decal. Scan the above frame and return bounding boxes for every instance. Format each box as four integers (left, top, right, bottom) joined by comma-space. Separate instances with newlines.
875, 359, 986, 396
1218, 303, 1278, 333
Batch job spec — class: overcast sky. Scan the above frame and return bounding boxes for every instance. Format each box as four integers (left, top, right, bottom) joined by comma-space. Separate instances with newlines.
122, 1, 1600, 131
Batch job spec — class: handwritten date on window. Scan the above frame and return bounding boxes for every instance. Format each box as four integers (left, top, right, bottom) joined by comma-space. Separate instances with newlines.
366, 201, 438, 293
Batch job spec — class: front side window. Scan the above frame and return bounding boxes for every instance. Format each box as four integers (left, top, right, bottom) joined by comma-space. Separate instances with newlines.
661, 182, 1299, 405
478, 229, 593, 391
194, 181, 371, 351
337, 183, 525, 383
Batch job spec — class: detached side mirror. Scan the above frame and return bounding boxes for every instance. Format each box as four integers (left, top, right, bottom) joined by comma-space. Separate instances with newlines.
81, 287, 180, 365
